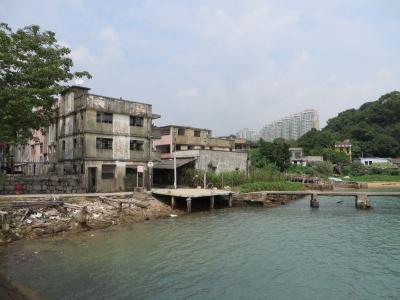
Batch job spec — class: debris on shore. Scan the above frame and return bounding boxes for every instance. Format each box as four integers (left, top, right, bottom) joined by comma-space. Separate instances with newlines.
0, 192, 180, 245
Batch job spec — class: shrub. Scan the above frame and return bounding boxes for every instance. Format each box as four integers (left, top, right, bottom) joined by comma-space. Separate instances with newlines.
237, 181, 304, 193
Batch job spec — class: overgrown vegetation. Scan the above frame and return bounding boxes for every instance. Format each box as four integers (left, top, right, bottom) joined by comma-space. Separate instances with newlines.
237, 182, 304, 193
183, 166, 284, 189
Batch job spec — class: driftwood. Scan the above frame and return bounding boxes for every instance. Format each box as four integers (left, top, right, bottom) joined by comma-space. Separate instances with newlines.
0, 200, 64, 209
20, 208, 30, 222
63, 203, 83, 210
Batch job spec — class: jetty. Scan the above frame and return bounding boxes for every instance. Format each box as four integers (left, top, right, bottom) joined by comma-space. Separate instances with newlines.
245, 191, 400, 209
151, 188, 233, 213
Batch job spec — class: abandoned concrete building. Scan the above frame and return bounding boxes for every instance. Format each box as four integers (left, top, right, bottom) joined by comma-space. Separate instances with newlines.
152, 125, 249, 186
12, 86, 161, 192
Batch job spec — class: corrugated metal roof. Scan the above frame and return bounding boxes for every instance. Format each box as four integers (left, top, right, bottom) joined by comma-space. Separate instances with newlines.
153, 158, 196, 170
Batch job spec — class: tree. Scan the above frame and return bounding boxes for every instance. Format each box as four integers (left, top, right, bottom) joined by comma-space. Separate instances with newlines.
321, 148, 350, 164
250, 138, 290, 171
296, 128, 336, 155
0, 23, 91, 144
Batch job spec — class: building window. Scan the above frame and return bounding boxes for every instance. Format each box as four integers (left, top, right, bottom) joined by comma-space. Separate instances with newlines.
130, 116, 144, 127
62, 141, 65, 151
81, 137, 84, 148
102, 164, 115, 179
73, 138, 77, 149
178, 128, 185, 136
194, 130, 200, 137
96, 138, 113, 150
130, 140, 144, 151
96, 112, 113, 124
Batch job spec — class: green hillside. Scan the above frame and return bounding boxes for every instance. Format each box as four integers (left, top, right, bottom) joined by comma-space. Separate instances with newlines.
324, 91, 400, 158
296, 91, 400, 158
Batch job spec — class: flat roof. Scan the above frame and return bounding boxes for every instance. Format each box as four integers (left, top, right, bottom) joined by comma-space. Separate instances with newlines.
157, 125, 212, 132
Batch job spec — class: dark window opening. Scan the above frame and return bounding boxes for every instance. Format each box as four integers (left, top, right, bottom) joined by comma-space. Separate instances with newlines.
178, 128, 185, 136
96, 112, 113, 124
73, 138, 77, 149
62, 141, 65, 151
194, 130, 200, 137
102, 164, 115, 179
130, 116, 144, 127
96, 138, 113, 150
130, 140, 144, 151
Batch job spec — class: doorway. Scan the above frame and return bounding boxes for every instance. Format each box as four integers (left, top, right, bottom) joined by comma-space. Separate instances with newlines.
88, 167, 97, 192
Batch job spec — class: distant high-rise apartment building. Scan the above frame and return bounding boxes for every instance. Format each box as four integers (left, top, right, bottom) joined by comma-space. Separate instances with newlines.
260, 109, 319, 141
236, 128, 259, 142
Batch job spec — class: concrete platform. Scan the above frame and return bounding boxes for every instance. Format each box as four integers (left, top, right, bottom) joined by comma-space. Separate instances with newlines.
151, 188, 233, 213
151, 188, 232, 198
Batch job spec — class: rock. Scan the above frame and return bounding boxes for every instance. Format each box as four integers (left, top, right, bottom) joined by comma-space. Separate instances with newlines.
44, 209, 59, 217
53, 224, 68, 233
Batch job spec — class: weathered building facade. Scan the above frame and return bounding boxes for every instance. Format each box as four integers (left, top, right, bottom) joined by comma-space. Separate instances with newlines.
52, 86, 160, 192
13, 86, 161, 192
153, 125, 249, 186
153, 125, 249, 158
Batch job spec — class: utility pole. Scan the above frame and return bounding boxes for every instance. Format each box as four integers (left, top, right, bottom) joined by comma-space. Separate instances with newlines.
173, 151, 177, 189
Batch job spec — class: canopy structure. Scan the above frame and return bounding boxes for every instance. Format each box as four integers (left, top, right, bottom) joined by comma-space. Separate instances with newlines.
153, 158, 196, 170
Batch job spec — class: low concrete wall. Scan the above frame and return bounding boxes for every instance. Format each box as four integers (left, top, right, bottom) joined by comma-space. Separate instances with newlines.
233, 192, 305, 207
332, 181, 368, 189
0, 175, 86, 195
175, 149, 248, 173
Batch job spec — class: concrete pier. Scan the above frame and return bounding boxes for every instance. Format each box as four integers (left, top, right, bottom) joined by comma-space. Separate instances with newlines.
186, 198, 192, 213
152, 188, 233, 213
310, 193, 319, 208
355, 194, 372, 209
171, 196, 176, 209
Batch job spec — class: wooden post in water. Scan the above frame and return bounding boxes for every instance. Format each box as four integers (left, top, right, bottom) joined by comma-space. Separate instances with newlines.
310, 193, 319, 208
228, 193, 233, 208
186, 198, 192, 213
171, 196, 176, 209
210, 196, 215, 209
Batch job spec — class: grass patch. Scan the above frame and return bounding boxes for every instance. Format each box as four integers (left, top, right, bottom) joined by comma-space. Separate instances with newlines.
236, 181, 305, 193
346, 175, 400, 182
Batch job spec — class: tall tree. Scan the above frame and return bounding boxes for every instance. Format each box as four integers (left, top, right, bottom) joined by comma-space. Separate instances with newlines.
0, 23, 91, 144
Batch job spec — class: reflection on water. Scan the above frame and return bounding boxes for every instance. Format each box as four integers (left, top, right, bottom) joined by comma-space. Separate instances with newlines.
1, 195, 400, 299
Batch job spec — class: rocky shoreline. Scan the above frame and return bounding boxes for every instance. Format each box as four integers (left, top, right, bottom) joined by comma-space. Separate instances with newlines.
0, 192, 181, 246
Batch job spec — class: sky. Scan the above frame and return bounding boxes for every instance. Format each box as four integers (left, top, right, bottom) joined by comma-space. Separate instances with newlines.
1, 0, 400, 136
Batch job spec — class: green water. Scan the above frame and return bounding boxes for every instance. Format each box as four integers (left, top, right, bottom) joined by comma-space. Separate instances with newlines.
1, 195, 400, 299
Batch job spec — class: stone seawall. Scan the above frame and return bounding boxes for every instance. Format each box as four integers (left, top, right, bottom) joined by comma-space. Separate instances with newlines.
233, 192, 305, 207
0, 175, 86, 195
332, 181, 368, 189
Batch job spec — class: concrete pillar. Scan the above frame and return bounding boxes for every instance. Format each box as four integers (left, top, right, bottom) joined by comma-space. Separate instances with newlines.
0, 211, 10, 233
210, 196, 215, 209
171, 196, 176, 209
228, 194, 233, 208
186, 197, 192, 213
355, 194, 372, 209
310, 193, 319, 208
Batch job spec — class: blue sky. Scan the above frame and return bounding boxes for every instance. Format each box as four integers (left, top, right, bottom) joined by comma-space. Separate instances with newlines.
1, 0, 400, 135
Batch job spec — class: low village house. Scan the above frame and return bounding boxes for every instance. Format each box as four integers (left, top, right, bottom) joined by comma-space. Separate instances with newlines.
152, 125, 250, 186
